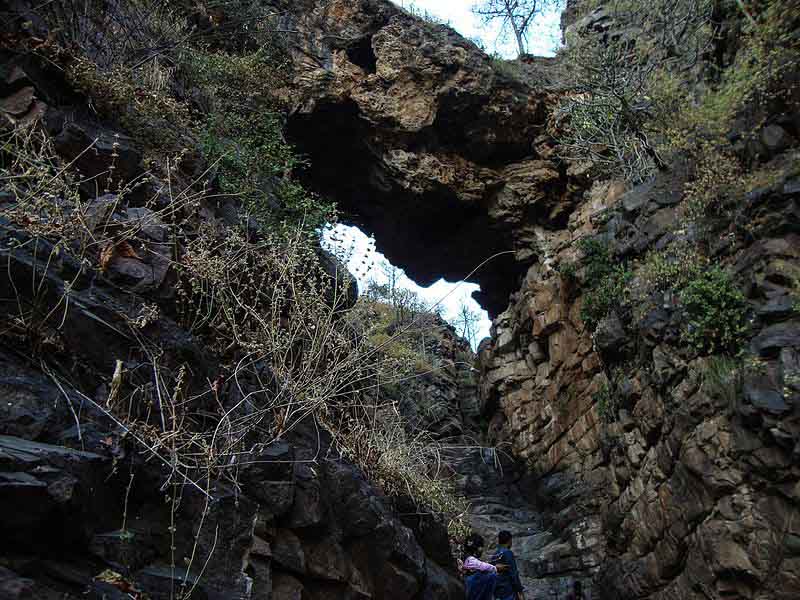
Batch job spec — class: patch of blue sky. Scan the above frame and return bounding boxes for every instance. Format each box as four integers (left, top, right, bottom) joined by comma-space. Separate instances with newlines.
392, 0, 563, 57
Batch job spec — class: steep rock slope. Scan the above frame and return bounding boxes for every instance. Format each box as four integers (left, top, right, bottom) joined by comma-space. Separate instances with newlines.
476, 4, 800, 599
0, 206, 464, 600
0, 2, 475, 598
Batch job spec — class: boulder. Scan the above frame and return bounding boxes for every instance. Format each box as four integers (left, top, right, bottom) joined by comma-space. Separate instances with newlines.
272, 573, 304, 600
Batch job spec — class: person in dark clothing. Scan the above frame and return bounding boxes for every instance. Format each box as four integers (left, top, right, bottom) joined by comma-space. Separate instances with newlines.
566, 580, 583, 600
491, 530, 524, 600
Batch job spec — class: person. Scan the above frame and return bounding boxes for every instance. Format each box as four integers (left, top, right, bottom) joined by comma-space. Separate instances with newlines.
460, 533, 505, 600
566, 580, 583, 600
491, 530, 524, 600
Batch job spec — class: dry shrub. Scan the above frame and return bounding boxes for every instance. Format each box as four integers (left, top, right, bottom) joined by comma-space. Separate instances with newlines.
554, 0, 716, 182
0, 119, 469, 547
336, 406, 470, 543
554, 0, 799, 182
37, 0, 189, 70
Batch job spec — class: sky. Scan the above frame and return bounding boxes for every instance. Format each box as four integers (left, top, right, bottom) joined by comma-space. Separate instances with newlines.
323, 2, 564, 348
322, 224, 492, 345
392, 0, 564, 58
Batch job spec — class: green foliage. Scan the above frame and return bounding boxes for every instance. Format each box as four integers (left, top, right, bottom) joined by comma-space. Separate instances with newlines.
664, 1, 798, 150
199, 111, 294, 186
557, 260, 578, 282
578, 238, 631, 330
629, 243, 709, 320
360, 300, 438, 375
59, 2, 328, 234
555, 0, 800, 182
635, 245, 708, 294
594, 381, 619, 423
182, 46, 330, 231
555, 0, 715, 181
679, 267, 748, 354
179, 45, 289, 111
700, 355, 744, 412
579, 238, 615, 286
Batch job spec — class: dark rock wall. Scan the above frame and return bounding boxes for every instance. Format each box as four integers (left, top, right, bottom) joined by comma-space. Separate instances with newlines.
0, 232, 465, 600
0, 6, 469, 597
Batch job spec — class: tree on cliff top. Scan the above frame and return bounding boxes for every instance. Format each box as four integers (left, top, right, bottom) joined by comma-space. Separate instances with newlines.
472, 0, 558, 56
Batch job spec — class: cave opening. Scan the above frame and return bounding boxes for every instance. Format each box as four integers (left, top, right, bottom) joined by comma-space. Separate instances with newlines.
287, 100, 527, 319
346, 37, 378, 74
322, 223, 491, 348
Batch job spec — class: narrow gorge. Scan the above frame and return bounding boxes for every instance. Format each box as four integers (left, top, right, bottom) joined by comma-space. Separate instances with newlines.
1, 1, 799, 599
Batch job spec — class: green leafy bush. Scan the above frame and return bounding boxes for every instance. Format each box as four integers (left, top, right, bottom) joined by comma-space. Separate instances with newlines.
579, 238, 615, 285
594, 380, 618, 423
629, 243, 709, 320
557, 260, 578, 281
578, 238, 631, 331
183, 46, 331, 231
679, 267, 748, 354
581, 266, 631, 332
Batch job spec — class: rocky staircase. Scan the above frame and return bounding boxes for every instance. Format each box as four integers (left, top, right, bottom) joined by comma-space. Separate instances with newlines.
448, 447, 596, 598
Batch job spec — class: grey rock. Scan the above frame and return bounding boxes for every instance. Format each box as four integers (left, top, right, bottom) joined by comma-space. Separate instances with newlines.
135, 567, 209, 600
756, 295, 797, 320
595, 312, 626, 355
0, 567, 35, 600
621, 180, 654, 214
53, 121, 142, 185
761, 124, 793, 154
272, 573, 304, 600
272, 529, 306, 574
744, 381, 790, 416
751, 322, 800, 356
784, 178, 800, 196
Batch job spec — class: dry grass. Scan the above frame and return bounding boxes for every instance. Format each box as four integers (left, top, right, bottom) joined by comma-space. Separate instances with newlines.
0, 119, 471, 555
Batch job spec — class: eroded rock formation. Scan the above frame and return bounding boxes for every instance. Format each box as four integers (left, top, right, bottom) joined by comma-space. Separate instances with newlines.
272, 1, 800, 598
2, 0, 800, 598
276, 0, 574, 317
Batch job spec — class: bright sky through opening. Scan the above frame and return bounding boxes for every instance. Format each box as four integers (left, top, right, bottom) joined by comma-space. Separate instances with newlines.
393, 0, 564, 57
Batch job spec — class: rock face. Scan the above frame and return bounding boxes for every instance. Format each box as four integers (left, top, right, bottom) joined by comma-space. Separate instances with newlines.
0, 233, 463, 599
478, 167, 800, 598
276, 0, 573, 316
0, 8, 467, 598
3, 0, 800, 599
271, 1, 800, 597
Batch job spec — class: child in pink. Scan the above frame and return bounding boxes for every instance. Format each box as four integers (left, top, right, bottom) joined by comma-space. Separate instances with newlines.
460, 533, 505, 600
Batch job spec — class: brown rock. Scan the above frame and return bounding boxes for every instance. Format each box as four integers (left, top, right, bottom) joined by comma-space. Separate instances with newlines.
272, 573, 304, 600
